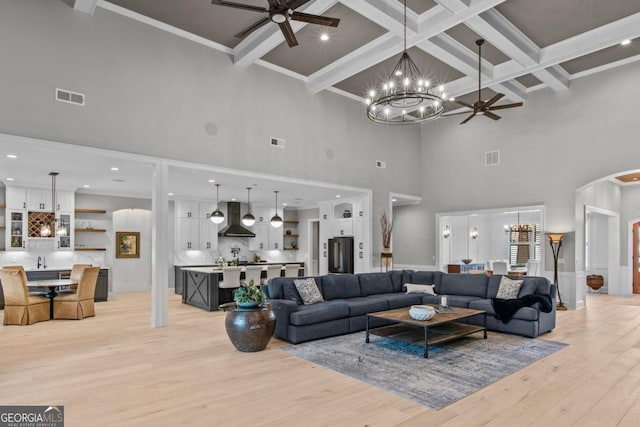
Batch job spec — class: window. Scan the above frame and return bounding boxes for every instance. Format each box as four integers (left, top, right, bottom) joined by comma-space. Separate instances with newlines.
508, 224, 541, 265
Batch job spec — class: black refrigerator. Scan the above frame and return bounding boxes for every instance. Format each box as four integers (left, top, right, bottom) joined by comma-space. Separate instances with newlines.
328, 237, 354, 274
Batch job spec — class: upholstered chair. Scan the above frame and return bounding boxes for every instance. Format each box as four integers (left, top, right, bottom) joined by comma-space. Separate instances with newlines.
219, 267, 242, 304
262, 264, 283, 285
284, 264, 301, 278
0, 269, 50, 325
63, 263, 92, 292
53, 266, 100, 320
526, 260, 540, 276
492, 261, 509, 275
243, 265, 263, 287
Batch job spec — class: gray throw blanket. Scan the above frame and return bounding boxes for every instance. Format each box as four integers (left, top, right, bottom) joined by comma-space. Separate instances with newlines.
491, 294, 553, 323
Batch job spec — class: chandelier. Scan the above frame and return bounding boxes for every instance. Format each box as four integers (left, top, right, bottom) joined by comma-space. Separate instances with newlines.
365, 0, 445, 124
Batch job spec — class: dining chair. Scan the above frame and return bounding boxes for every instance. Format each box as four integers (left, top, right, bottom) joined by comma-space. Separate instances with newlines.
526, 260, 540, 276
243, 265, 263, 287
58, 264, 92, 292
284, 264, 301, 278
53, 266, 100, 320
492, 261, 508, 275
0, 269, 50, 325
2, 265, 43, 296
219, 267, 242, 304
262, 264, 283, 285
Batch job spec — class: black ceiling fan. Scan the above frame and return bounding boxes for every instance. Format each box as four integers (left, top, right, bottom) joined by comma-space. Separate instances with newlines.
450, 39, 523, 124
212, 0, 340, 48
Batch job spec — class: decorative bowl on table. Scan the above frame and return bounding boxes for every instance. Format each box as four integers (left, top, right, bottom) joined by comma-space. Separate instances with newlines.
461, 258, 472, 264
409, 305, 436, 321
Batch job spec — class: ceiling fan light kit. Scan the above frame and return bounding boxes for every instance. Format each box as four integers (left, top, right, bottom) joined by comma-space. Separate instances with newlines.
366, 0, 444, 125
212, 0, 340, 48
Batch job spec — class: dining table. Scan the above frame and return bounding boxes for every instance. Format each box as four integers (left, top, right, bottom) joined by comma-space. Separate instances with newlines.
27, 279, 78, 319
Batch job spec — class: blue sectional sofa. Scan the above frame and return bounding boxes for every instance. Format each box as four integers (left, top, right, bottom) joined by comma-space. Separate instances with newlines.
266, 270, 556, 344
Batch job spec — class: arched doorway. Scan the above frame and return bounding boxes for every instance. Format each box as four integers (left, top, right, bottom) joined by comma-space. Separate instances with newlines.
633, 221, 640, 294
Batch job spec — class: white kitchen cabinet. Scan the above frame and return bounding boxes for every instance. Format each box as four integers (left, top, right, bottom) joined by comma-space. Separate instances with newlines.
249, 223, 268, 250
6, 187, 27, 209
333, 218, 353, 237
198, 202, 217, 220
353, 217, 365, 273
27, 189, 53, 212
267, 209, 283, 250
176, 200, 199, 219
56, 212, 73, 251
318, 202, 331, 274
54, 191, 74, 212
6, 209, 26, 251
176, 218, 199, 250
199, 219, 218, 250
174, 200, 218, 250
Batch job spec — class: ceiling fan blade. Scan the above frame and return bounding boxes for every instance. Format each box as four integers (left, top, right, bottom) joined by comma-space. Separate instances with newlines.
291, 11, 340, 27
234, 17, 271, 38
285, 0, 313, 9
460, 113, 476, 125
484, 111, 502, 120
488, 102, 524, 111
279, 21, 299, 47
454, 100, 474, 110
212, 0, 267, 14
483, 93, 505, 108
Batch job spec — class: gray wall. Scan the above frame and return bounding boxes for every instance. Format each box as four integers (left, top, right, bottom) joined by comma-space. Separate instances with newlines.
411, 59, 640, 273
0, 0, 421, 260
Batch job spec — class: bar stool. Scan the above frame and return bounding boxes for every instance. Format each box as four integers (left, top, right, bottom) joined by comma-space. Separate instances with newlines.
284, 264, 301, 278
262, 265, 282, 285
219, 267, 242, 304
244, 265, 263, 287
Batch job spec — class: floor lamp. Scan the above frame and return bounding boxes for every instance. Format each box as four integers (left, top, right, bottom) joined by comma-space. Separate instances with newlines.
547, 232, 568, 311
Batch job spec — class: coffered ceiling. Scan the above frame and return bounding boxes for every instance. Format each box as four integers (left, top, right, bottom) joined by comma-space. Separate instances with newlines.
98, 0, 640, 111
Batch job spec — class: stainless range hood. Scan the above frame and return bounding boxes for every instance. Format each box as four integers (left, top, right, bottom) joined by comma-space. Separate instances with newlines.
217, 202, 256, 237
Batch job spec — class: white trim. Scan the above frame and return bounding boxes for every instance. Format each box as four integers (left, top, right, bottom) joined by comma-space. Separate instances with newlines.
307, 218, 320, 277
571, 53, 640, 80
97, 1, 233, 54
254, 60, 307, 82
627, 217, 640, 296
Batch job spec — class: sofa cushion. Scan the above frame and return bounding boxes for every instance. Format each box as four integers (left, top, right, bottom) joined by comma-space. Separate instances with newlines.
441, 295, 484, 308
268, 276, 322, 300
440, 274, 488, 298
469, 299, 539, 321
371, 293, 423, 309
340, 297, 389, 317
294, 278, 324, 305
321, 274, 361, 300
389, 270, 404, 292
409, 271, 444, 293
496, 276, 523, 299
420, 295, 440, 305
284, 283, 303, 305
404, 283, 437, 295
518, 279, 539, 298
358, 272, 394, 296
487, 275, 503, 299
289, 301, 350, 326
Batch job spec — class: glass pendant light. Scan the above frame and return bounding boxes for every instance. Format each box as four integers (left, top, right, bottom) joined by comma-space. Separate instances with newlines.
49, 171, 66, 236
270, 190, 283, 228
210, 183, 225, 224
242, 187, 256, 226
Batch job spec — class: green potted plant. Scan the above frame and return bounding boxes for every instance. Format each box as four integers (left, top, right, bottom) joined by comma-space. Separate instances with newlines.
233, 279, 266, 308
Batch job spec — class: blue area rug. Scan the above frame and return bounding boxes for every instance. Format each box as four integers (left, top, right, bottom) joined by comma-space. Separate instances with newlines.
282, 332, 567, 410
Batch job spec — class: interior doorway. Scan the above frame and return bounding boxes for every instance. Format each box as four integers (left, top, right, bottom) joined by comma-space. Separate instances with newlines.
308, 219, 319, 276
634, 221, 640, 294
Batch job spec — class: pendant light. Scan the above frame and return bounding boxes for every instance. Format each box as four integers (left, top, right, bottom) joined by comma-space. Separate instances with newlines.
270, 190, 283, 228
242, 187, 256, 226
210, 183, 225, 224
48, 172, 67, 237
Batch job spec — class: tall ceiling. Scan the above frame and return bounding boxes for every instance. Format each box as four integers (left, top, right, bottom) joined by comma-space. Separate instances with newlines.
99, 0, 640, 109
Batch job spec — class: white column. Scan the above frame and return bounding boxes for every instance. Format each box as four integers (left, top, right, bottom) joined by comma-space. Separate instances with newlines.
151, 159, 169, 327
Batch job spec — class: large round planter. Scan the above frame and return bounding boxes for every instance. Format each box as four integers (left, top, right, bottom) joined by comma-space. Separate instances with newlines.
224, 308, 276, 352
586, 275, 604, 291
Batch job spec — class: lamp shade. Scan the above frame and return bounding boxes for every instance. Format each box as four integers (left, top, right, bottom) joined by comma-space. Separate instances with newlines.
546, 232, 565, 244
210, 183, 225, 224
242, 187, 256, 226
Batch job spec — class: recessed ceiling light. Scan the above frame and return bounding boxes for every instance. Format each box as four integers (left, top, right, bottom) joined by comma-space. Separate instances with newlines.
231, 198, 236, 201
111, 167, 119, 171
208, 179, 215, 183
449, 97, 455, 101
6, 154, 17, 159
6, 177, 15, 181
112, 178, 125, 183
283, 203, 288, 206
392, 198, 397, 202
320, 33, 329, 42
621, 39, 632, 46
83, 184, 91, 188
336, 195, 341, 198
168, 192, 174, 196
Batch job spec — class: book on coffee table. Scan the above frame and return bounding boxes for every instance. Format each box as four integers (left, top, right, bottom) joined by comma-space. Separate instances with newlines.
434, 305, 456, 314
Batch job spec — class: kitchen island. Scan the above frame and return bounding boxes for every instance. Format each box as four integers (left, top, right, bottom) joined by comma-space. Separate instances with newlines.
179, 263, 304, 312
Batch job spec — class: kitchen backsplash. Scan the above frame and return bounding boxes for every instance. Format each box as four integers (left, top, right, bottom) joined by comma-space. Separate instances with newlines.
174, 236, 299, 266
0, 249, 107, 269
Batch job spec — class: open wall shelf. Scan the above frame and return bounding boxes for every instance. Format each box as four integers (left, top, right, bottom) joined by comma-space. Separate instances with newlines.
75, 228, 107, 233
75, 208, 107, 214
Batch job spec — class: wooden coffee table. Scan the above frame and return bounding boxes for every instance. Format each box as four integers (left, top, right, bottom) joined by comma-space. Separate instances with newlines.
365, 305, 487, 358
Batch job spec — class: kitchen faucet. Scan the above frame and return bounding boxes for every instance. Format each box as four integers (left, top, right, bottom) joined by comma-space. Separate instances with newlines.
37, 256, 42, 269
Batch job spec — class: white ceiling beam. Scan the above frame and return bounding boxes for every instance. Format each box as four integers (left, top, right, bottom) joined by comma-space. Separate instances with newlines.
73, 0, 98, 15
307, 0, 505, 93
465, 8, 569, 90
232, 0, 338, 67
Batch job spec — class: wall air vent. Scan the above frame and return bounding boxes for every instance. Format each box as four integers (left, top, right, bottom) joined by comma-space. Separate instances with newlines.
270, 137, 285, 148
485, 150, 500, 167
56, 88, 85, 106
376, 160, 387, 169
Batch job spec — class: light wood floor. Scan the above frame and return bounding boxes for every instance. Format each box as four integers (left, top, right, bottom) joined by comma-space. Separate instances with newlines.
1, 292, 640, 427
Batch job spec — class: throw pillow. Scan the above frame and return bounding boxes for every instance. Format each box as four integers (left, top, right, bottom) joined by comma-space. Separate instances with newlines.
294, 278, 324, 305
496, 276, 524, 300
404, 283, 437, 296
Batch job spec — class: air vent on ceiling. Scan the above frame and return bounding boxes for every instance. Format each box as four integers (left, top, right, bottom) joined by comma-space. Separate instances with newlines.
270, 137, 285, 148
485, 150, 500, 167
376, 160, 387, 169
56, 88, 85, 106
